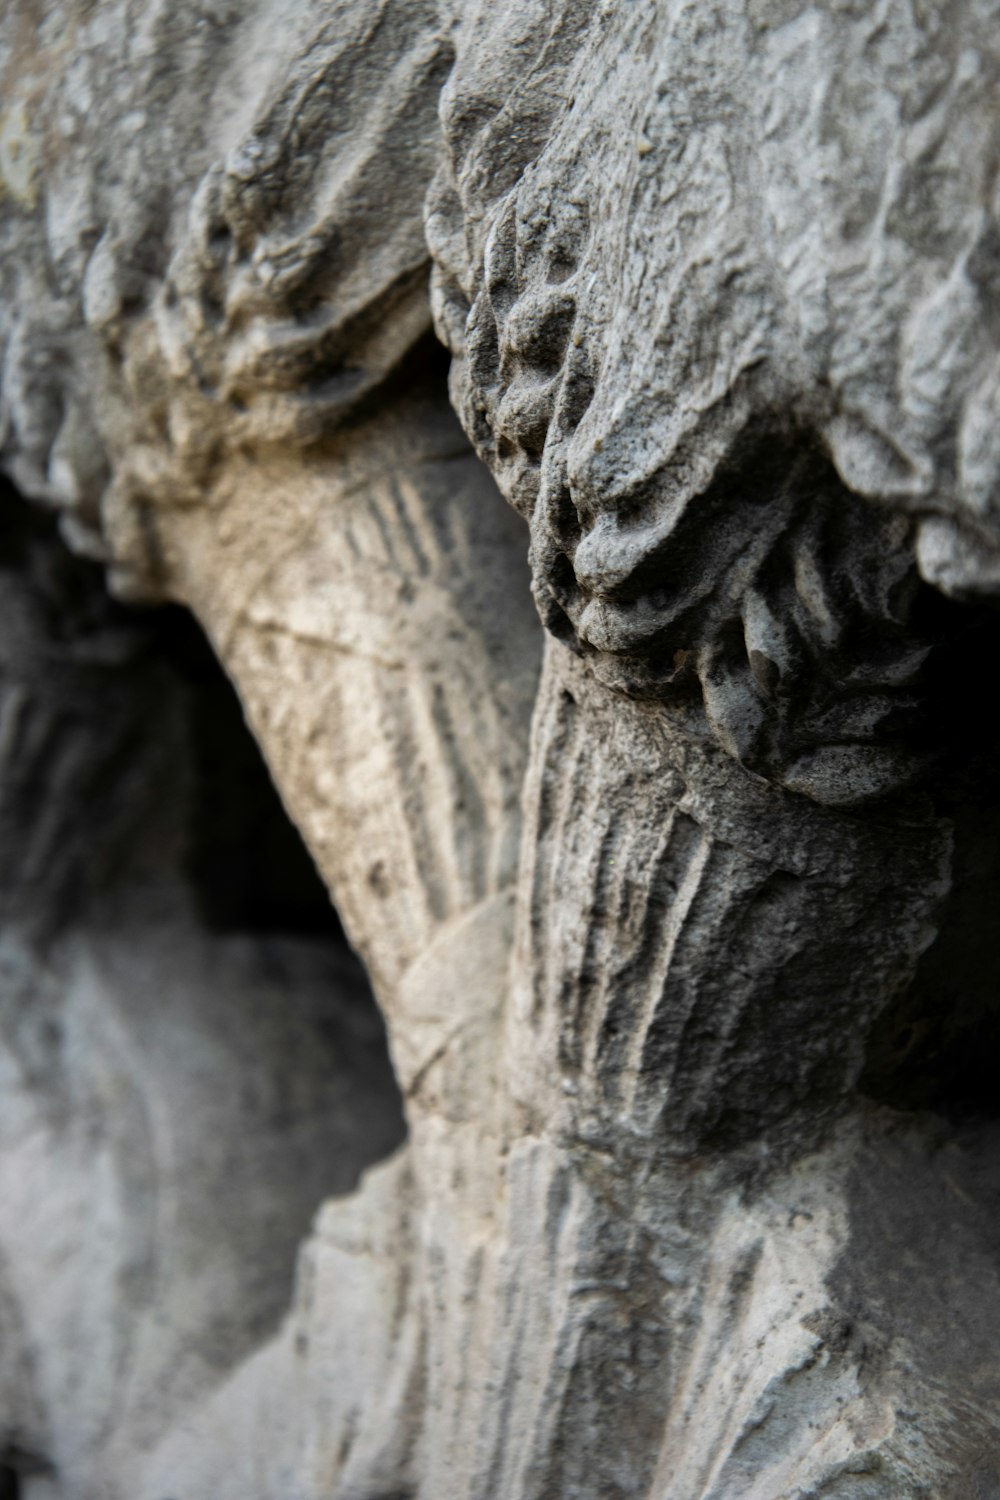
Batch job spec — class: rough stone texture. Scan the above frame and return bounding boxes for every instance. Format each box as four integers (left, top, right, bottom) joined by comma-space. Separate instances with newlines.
3, 2, 1000, 1497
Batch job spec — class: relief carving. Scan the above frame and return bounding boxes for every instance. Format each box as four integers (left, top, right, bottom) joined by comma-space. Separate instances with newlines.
2, 3, 1000, 1496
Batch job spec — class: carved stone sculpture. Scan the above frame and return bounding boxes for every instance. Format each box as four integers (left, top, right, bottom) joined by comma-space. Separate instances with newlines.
3, 2, 1000, 1496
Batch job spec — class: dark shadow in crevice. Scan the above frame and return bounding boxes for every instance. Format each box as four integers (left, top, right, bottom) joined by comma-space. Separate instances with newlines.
861, 605, 1000, 1122
2, 471, 346, 940
147, 604, 347, 938
1, 474, 405, 1156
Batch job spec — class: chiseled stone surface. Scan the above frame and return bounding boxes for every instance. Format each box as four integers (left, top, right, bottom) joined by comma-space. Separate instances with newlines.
3, 2, 1000, 1496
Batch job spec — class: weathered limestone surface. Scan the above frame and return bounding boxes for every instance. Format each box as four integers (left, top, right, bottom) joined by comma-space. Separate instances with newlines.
3, 2, 1000, 1497
0, 489, 408, 1495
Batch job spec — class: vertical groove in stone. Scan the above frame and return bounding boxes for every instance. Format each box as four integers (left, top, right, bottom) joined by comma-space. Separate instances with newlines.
512, 644, 948, 1150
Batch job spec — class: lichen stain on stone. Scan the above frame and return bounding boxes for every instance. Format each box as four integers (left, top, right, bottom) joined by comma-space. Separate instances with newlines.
0, 97, 40, 206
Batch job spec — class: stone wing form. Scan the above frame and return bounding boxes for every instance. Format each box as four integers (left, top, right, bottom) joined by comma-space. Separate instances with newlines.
432, 0, 1000, 797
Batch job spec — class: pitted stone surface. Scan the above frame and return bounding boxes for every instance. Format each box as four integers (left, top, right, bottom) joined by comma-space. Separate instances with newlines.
3, 3, 1000, 1497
